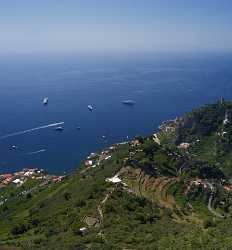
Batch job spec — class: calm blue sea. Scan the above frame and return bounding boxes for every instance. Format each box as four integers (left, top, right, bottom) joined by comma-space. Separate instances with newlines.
0, 52, 232, 174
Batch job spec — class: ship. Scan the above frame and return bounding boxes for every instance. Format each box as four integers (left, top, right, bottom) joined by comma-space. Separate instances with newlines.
54, 126, 64, 131
122, 100, 136, 106
43, 97, 48, 105
88, 105, 93, 111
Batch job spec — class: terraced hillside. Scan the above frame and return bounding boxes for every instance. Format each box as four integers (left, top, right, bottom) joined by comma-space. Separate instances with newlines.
2, 101, 232, 249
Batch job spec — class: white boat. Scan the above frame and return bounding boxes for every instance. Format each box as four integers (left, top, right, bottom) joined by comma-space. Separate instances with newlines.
122, 100, 135, 106
88, 105, 93, 111
54, 126, 63, 131
43, 97, 48, 105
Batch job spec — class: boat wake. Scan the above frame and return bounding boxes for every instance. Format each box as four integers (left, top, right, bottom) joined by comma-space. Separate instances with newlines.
0, 122, 64, 140
25, 149, 46, 155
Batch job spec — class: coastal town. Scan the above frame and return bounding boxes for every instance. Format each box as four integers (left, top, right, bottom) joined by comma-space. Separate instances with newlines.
0, 167, 64, 188
0, 141, 128, 190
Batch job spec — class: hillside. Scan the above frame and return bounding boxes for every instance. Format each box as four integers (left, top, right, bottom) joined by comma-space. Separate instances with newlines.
2, 100, 232, 249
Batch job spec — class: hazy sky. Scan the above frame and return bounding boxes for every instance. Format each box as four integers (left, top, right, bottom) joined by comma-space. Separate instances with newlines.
1, 0, 232, 53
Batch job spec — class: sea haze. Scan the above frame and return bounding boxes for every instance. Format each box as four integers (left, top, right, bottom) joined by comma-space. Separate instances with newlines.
0, 52, 232, 174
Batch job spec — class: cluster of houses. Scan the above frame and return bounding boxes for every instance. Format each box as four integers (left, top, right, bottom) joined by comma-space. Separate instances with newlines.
0, 168, 64, 188
84, 146, 115, 168
159, 118, 179, 133
223, 184, 232, 192
190, 179, 209, 189
131, 139, 141, 147
178, 142, 190, 150
184, 178, 211, 195
184, 177, 232, 194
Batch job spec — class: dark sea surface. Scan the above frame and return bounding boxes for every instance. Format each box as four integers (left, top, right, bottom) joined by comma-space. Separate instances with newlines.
0, 52, 232, 174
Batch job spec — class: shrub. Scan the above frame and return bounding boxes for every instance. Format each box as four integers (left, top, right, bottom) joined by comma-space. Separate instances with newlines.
26, 193, 32, 199
11, 223, 27, 235
203, 218, 215, 229
75, 199, 86, 208
64, 192, 72, 201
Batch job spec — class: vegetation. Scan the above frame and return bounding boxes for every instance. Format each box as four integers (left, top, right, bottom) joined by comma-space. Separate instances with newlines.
2, 100, 232, 249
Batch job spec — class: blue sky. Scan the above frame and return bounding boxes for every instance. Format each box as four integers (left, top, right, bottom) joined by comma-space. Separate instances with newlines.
0, 0, 232, 53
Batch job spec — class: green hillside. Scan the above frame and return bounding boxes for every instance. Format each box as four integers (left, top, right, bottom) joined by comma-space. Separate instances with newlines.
2, 101, 232, 249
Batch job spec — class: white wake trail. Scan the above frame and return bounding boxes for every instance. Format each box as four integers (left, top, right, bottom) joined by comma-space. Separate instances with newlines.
0, 122, 64, 140
25, 149, 46, 155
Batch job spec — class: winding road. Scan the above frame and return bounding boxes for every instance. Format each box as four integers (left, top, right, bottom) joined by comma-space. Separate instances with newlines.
206, 181, 224, 218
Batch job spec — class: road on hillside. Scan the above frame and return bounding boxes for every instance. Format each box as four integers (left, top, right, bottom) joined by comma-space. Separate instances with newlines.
206, 181, 224, 218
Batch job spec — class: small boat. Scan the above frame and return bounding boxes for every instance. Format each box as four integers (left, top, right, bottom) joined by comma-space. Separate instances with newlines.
43, 97, 48, 105
76, 126, 81, 130
122, 100, 136, 106
11, 145, 18, 150
54, 126, 64, 131
88, 105, 93, 111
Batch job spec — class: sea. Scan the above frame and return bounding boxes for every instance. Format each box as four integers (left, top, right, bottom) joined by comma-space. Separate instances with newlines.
0, 52, 232, 174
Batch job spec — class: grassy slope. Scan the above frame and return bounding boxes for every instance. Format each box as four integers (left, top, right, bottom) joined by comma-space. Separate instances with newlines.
2, 101, 232, 249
